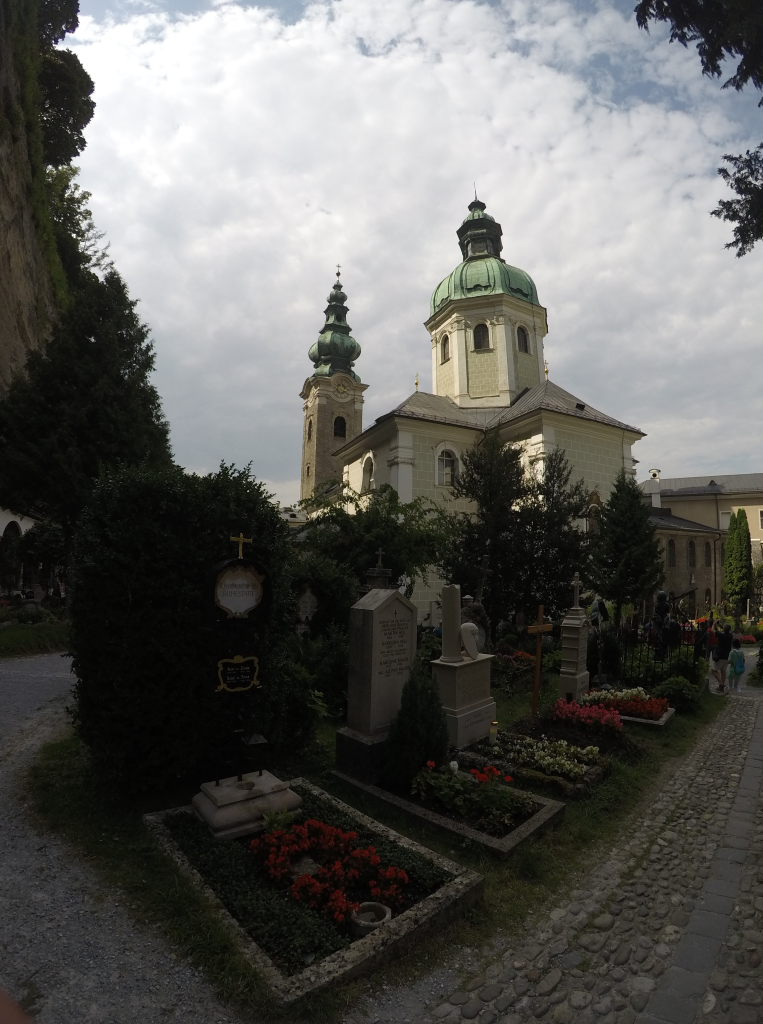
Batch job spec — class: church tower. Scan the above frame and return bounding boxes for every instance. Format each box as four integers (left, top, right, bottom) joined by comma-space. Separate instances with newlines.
425, 199, 548, 409
300, 272, 368, 499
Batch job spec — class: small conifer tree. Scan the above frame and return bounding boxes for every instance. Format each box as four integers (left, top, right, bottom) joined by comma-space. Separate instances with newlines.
725, 509, 753, 614
384, 670, 449, 790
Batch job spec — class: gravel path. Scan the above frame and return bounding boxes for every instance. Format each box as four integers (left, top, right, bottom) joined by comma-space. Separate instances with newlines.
0, 660, 250, 1024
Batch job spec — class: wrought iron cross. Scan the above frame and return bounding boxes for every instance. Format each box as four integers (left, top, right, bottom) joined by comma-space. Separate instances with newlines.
571, 572, 581, 609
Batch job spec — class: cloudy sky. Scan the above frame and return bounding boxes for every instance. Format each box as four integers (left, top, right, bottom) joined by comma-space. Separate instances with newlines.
67, 0, 763, 505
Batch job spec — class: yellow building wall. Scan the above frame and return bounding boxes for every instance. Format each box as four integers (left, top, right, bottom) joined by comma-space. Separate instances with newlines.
466, 347, 499, 398
548, 422, 630, 499
436, 355, 454, 397
513, 349, 540, 392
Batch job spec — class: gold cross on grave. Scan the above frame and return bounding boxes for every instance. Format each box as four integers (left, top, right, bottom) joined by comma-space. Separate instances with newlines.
527, 604, 553, 716
230, 533, 253, 559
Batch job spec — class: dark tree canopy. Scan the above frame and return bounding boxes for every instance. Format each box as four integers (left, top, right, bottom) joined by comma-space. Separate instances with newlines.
635, 0, 763, 94
587, 471, 665, 625
439, 431, 589, 628
299, 484, 447, 597
636, 0, 763, 255
38, 0, 80, 46
724, 508, 753, 611
0, 270, 172, 552
39, 48, 95, 167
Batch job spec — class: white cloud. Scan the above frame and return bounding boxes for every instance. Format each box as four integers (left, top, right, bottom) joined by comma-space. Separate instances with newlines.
69, 0, 763, 505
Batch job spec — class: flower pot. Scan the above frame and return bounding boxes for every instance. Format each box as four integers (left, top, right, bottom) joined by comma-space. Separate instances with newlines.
350, 901, 391, 937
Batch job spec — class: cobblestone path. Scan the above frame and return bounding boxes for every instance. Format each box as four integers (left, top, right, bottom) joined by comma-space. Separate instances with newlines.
408, 687, 763, 1024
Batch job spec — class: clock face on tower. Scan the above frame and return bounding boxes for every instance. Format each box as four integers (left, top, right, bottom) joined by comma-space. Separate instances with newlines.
336, 381, 348, 395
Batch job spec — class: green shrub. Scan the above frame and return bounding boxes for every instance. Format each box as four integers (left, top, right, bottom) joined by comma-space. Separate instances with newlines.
652, 676, 701, 714
298, 622, 350, 719
70, 463, 317, 793
384, 670, 449, 790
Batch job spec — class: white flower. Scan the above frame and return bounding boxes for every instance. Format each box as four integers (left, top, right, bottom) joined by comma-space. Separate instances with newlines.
449, 760, 459, 772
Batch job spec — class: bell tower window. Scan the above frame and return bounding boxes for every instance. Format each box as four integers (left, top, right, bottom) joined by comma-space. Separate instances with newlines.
333, 416, 346, 438
517, 325, 529, 353
307, 419, 312, 441
441, 334, 450, 362
473, 323, 489, 351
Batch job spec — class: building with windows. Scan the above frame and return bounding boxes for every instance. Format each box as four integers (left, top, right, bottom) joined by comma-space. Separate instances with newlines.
299, 199, 648, 617
640, 472, 763, 614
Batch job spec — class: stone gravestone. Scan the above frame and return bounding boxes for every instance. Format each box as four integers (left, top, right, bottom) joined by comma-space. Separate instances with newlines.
431, 584, 496, 747
335, 588, 417, 784
559, 572, 590, 700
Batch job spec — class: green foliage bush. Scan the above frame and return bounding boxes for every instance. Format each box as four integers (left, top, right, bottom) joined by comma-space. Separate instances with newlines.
70, 463, 317, 792
652, 676, 701, 714
384, 670, 449, 790
0, 621, 69, 657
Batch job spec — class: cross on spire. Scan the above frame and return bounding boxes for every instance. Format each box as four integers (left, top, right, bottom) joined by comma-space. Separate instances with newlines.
335, 263, 341, 277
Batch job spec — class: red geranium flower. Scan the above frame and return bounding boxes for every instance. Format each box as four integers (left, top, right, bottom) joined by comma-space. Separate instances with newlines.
426, 760, 435, 769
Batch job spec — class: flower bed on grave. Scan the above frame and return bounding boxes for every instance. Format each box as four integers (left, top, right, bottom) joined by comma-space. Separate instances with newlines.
409, 761, 541, 837
460, 733, 611, 799
577, 687, 669, 721
162, 785, 452, 976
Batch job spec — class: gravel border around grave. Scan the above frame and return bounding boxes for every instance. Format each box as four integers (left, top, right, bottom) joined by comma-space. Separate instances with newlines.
332, 770, 565, 856
144, 778, 484, 1006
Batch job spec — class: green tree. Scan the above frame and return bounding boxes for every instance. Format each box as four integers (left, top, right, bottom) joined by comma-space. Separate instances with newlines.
299, 484, 447, 597
383, 670, 449, 790
635, 0, 763, 255
39, 47, 95, 168
0, 269, 172, 561
440, 431, 589, 628
439, 429, 526, 630
588, 471, 665, 626
515, 448, 591, 618
724, 508, 753, 612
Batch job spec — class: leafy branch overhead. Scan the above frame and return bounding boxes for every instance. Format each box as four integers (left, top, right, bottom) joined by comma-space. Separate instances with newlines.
635, 0, 763, 255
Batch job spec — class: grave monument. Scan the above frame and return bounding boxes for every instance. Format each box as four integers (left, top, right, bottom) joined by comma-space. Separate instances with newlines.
559, 572, 590, 701
335, 579, 417, 784
431, 584, 496, 747
192, 532, 303, 838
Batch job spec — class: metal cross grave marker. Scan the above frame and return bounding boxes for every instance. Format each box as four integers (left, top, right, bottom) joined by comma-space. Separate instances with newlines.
230, 532, 253, 559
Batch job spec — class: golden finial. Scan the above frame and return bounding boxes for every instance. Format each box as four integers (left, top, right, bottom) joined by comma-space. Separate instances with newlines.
544, 360, 549, 380
415, 372, 419, 392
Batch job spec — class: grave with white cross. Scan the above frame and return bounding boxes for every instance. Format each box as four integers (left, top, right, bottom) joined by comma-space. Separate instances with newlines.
559, 571, 590, 701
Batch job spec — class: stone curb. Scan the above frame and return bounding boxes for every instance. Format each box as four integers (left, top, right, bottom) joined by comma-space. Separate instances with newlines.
332, 770, 565, 856
144, 778, 484, 1006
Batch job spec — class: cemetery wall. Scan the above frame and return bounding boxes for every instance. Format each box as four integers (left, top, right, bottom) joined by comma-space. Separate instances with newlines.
0, 7, 57, 393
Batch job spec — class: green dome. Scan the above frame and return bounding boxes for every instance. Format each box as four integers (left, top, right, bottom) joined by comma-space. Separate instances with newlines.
430, 198, 539, 315
430, 256, 539, 316
308, 274, 362, 381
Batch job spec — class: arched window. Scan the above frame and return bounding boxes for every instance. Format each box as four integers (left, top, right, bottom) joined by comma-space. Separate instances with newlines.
362, 457, 374, 493
333, 416, 346, 438
437, 449, 458, 486
473, 323, 490, 350
441, 334, 450, 362
705, 588, 712, 609
721, 542, 726, 566
704, 541, 712, 567
307, 419, 312, 441
688, 540, 696, 567
667, 539, 676, 568
517, 325, 529, 353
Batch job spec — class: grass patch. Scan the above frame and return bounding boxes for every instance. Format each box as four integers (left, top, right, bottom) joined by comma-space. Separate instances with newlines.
0, 621, 69, 657
26, 682, 725, 1020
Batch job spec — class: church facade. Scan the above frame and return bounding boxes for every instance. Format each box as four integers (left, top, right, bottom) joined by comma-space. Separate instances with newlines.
299, 199, 647, 617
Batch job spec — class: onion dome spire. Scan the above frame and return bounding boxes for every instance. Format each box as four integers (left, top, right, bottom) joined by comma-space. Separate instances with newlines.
308, 268, 362, 381
457, 197, 503, 260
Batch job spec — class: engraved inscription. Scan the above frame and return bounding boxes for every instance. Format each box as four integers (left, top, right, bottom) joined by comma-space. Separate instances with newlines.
378, 616, 411, 679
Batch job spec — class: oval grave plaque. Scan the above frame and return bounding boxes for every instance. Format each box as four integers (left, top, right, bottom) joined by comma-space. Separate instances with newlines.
214, 565, 265, 619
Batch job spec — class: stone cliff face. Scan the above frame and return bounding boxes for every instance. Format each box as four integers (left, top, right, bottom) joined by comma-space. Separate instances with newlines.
0, 6, 57, 393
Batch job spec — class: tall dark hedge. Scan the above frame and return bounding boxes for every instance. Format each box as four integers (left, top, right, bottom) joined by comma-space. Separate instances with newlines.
69, 463, 316, 792
384, 670, 449, 790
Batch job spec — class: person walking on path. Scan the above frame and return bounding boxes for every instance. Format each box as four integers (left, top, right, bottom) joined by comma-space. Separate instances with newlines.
711, 623, 733, 692
728, 638, 747, 693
